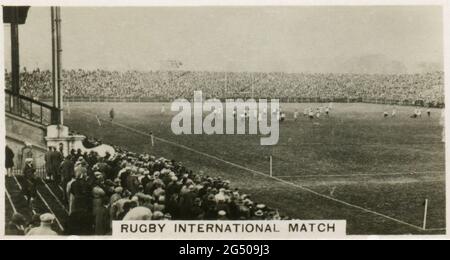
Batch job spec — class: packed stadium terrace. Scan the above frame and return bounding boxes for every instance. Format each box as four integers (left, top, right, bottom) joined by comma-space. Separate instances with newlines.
4, 69, 445, 105
7, 137, 286, 236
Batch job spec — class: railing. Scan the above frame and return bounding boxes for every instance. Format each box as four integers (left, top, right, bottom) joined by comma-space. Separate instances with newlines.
12, 167, 47, 180
35, 95, 445, 108
5, 89, 60, 125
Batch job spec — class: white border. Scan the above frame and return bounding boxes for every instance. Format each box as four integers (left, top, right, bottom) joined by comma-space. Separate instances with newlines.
0, 0, 448, 240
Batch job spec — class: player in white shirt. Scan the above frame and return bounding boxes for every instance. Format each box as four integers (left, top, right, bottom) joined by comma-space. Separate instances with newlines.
392, 107, 397, 117
316, 108, 321, 119
308, 109, 314, 120
280, 112, 286, 122
161, 105, 166, 114
294, 109, 299, 121
411, 109, 419, 118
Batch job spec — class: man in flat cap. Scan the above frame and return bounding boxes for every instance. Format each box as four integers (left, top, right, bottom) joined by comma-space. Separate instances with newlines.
26, 213, 58, 236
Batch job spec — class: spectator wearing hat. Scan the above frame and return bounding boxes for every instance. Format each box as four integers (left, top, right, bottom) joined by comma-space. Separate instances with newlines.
26, 213, 58, 236
253, 210, 265, 220
24, 214, 41, 235
151, 211, 163, 220
6, 213, 26, 235
218, 210, 228, 221
5, 145, 14, 178
123, 205, 150, 220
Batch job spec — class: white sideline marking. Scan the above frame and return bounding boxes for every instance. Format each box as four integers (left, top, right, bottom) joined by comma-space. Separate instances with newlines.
5, 187, 18, 213
277, 171, 445, 178
12, 174, 64, 231
85, 112, 435, 232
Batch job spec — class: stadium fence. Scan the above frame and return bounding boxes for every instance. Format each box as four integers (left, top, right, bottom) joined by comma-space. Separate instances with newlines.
33, 96, 445, 108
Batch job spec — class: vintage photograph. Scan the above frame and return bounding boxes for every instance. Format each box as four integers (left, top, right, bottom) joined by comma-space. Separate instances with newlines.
1, 3, 446, 238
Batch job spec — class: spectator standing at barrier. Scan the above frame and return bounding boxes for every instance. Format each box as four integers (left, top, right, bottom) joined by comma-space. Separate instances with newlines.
5, 145, 15, 178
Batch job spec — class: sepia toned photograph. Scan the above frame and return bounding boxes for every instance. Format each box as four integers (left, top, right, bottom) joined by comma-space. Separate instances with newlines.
1, 1, 448, 240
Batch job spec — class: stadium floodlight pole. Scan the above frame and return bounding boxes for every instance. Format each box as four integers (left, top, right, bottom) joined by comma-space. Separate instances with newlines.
423, 199, 429, 230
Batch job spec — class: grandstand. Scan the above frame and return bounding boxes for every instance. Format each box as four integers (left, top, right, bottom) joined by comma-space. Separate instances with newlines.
4, 69, 445, 107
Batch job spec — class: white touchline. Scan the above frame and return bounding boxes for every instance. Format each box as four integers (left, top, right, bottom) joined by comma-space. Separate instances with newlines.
84, 111, 437, 232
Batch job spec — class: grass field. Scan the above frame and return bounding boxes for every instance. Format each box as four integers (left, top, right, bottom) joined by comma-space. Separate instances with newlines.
64, 102, 446, 235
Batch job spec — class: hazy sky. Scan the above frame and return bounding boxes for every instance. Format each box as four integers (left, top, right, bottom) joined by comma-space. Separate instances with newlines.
3, 6, 444, 73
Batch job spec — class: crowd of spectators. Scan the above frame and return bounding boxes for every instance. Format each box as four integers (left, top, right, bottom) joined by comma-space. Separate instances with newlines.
7, 137, 285, 236
4, 69, 444, 105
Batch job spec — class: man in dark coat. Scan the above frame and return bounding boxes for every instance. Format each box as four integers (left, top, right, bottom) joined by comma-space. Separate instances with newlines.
60, 155, 75, 202
5, 145, 14, 177
68, 175, 93, 235
45, 147, 63, 182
